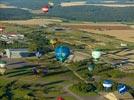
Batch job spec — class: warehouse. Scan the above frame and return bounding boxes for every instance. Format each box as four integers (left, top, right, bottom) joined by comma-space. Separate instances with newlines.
5, 49, 31, 58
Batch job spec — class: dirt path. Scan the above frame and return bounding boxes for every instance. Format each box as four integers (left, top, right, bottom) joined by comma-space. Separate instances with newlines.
64, 84, 84, 100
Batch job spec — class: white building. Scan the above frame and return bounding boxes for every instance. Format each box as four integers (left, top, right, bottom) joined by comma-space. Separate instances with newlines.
5, 49, 30, 58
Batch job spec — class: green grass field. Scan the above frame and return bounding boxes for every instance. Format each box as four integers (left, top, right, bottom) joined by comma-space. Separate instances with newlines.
0, 22, 134, 99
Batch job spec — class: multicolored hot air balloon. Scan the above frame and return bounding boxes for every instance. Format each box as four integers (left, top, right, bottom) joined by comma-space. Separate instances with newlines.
55, 45, 70, 62
118, 84, 127, 94
103, 80, 112, 91
42, 5, 49, 13
92, 49, 101, 61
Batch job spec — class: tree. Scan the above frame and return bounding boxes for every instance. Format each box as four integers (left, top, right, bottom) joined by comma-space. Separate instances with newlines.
28, 30, 49, 52
28, 42, 38, 52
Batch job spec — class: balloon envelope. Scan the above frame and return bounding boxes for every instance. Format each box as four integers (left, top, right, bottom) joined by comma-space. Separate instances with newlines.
55, 45, 70, 62
118, 84, 127, 94
42, 5, 49, 12
92, 51, 101, 60
35, 52, 42, 58
103, 80, 112, 88
88, 63, 95, 72
57, 97, 64, 100
0, 60, 7, 68
50, 39, 57, 45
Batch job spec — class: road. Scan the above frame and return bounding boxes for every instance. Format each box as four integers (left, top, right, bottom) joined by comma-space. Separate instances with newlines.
64, 84, 84, 100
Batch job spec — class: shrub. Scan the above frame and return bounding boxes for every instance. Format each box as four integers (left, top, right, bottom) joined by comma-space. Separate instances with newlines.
71, 82, 96, 93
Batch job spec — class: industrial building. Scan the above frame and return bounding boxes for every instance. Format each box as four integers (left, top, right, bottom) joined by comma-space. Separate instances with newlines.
5, 49, 30, 58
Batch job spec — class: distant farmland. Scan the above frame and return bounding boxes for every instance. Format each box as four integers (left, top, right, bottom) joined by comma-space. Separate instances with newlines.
62, 23, 134, 42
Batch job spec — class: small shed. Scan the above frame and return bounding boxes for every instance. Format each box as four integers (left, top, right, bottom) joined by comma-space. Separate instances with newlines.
5, 49, 30, 58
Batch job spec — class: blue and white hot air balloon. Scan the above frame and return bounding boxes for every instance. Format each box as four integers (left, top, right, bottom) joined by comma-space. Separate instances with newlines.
118, 84, 127, 94
103, 80, 113, 91
92, 49, 101, 61
35, 51, 42, 59
55, 45, 70, 62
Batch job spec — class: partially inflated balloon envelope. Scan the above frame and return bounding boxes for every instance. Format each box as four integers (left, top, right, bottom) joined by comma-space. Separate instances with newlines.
92, 49, 101, 61
55, 45, 70, 62
118, 84, 127, 94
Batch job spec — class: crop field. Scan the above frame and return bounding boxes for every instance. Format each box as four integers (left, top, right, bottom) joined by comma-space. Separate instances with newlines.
62, 23, 134, 42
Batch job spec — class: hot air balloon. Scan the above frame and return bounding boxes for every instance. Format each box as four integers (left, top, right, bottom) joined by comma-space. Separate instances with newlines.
117, 84, 127, 94
50, 38, 58, 48
88, 62, 95, 72
35, 51, 42, 59
0, 60, 7, 75
57, 96, 64, 100
0, 27, 5, 32
103, 80, 112, 91
0, 60, 7, 68
48, 1, 54, 8
55, 45, 70, 62
35, 51, 42, 64
92, 49, 101, 61
42, 5, 49, 13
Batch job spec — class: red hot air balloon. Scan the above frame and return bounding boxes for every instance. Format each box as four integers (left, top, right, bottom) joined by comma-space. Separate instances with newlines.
57, 96, 64, 100
42, 5, 49, 13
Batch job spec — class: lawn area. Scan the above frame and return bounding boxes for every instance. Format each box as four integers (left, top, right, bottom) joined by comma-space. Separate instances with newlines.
0, 60, 80, 100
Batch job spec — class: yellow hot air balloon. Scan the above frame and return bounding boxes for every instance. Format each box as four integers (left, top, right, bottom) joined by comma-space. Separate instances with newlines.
50, 38, 58, 48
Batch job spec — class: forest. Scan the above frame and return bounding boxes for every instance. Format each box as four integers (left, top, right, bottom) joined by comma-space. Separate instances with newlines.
0, 5, 134, 22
